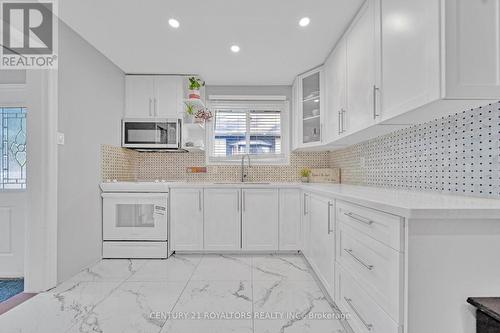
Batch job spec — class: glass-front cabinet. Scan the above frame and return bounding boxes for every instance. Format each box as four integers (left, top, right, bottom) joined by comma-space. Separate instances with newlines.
294, 67, 324, 148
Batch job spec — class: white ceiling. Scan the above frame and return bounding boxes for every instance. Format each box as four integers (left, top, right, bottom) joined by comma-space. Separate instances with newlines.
59, 0, 363, 85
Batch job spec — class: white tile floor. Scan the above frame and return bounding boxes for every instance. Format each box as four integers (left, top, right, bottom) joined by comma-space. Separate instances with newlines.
0, 254, 350, 333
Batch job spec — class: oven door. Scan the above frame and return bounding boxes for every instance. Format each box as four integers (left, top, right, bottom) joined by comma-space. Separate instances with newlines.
122, 119, 180, 149
102, 193, 168, 241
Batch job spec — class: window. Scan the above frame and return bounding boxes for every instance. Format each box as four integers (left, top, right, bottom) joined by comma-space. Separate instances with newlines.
207, 100, 289, 164
0, 107, 27, 189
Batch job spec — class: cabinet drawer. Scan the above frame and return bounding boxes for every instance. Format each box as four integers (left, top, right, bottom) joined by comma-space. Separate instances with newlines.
336, 201, 404, 251
337, 266, 402, 333
338, 222, 403, 322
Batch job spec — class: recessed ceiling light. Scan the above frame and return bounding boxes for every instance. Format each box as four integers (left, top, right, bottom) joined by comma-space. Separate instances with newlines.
299, 17, 310, 27
230, 45, 240, 53
168, 18, 180, 29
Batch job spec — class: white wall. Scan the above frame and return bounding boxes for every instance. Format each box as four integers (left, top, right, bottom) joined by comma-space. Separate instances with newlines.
57, 22, 124, 282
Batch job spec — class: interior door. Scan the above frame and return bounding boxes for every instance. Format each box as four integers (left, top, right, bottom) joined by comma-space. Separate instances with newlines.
242, 189, 278, 251
155, 76, 182, 118
125, 75, 155, 118
346, 0, 380, 134
170, 188, 204, 251
309, 194, 335, 298
204, 188, 241, 251
0, 192, 26, 277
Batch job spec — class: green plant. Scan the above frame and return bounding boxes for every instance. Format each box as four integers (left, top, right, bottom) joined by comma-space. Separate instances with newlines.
188, 77, 205, 90
300, 168, 311, 178
185, 102, 196, 115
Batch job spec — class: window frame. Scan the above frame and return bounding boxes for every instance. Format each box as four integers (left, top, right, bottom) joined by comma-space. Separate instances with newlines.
206, 99, 290, 165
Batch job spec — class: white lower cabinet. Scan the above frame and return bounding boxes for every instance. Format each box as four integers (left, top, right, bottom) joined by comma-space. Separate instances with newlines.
204, 188, 241, 251
279, 189, 302, 250
307, 193, 335, 299
170, 188, 204, 251
242, 189, 279, 251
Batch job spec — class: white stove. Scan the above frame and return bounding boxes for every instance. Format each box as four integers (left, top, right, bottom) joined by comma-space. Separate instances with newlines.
100, 181, 171, 259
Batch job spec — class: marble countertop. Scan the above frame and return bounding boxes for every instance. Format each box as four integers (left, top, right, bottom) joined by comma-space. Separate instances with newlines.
101, 181, 500, 219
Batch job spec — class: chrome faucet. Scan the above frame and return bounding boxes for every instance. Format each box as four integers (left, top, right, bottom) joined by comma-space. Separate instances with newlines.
241, 154, 251, 182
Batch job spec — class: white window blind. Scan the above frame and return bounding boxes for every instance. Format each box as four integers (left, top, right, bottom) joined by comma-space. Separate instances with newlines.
208, 100, 289, 164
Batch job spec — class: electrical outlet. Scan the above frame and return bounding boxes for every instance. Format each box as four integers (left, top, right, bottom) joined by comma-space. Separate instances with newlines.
57, 132, 65, 145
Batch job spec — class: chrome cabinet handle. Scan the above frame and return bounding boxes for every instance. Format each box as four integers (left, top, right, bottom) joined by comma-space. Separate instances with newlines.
198, 190, 202, 211
338, 110, 342, 135
303, 193, 308, 215
373, 85, 380, 119
154, 98, 158, 116
327, 201, 333, 234
344, 212, 373, 225
237, 191, 240, 212
149, 98, 152, 117
341, 109, 346, 133
242, 191, 246, 212
344, 248, 374, 270
344, 297, 373, 331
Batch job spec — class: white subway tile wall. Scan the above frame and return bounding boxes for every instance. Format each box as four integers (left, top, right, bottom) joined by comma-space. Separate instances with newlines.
329, 102, 500, 198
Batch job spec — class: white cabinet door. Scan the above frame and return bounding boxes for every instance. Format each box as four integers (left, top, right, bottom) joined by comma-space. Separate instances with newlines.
279, 189, 301, 251
380, 0, 440, 121
204, 188, 241, 251
324, 37, 347, 142
242, 189, 279, 251
125, 75, 155, 118
445, 0, 500, 98
309, 194, 335, 298
345, 0, 380, 134
155, 76, 182, 118
298, 68, 324, 147
170, 188, 203, 251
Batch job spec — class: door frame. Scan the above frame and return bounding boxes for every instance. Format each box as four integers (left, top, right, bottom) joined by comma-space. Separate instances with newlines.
23, 70, 58, 292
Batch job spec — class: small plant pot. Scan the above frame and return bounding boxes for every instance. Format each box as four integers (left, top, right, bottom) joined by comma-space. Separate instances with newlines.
188, 89, 201, 99
301, 177, 309, 183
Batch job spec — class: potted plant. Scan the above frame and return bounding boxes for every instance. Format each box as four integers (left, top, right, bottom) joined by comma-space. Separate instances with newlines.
300, 168, 311, 183
184, 102, 196, 123
188, 77, 205, 99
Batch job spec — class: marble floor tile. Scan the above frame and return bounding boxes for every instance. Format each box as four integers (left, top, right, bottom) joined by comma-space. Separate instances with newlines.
252, 254, 315, 281
0, 254, 351, 333
68, 259, 148, 283
128, 255, 202, 282
190, 254, 252, 281
68, 281, 186, 333
0, 280, 120, 333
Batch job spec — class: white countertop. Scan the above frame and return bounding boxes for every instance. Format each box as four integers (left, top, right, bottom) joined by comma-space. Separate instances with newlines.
100, 181, 500, 219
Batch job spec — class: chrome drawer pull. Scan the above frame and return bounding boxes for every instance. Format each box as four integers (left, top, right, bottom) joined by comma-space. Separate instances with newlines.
344, 248, 374, 271
344, 297, 373, 331
344, 212, 373, 225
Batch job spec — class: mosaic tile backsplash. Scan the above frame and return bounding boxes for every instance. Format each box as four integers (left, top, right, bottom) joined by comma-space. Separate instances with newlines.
329, 102, 500, 198
101, 144, 329, 183
102, 102, 500, 198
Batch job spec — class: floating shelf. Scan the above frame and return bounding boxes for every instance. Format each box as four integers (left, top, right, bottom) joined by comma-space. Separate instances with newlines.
303, 115, 321, 121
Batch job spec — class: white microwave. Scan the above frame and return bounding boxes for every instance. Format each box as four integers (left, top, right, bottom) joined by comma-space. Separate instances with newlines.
122, 118, 181, 150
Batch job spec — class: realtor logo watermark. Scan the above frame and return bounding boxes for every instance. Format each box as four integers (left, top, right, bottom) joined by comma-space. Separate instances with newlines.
1, 0, 58, 69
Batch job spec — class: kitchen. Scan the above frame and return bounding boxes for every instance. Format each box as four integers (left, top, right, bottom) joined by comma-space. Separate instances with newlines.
0, 0, 499, 333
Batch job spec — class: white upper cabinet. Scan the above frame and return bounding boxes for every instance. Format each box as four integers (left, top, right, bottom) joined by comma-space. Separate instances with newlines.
295, 68, 325, 148
345, 0, 381, 134
204, 188, 241, 251
444, 0, 500, 98
324, 37, 347, 142
125, 75, 182, 119
380, 0, 500, 123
